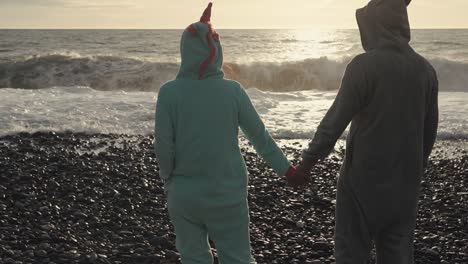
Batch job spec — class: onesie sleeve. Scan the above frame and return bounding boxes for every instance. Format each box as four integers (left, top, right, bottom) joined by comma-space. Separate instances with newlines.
238, 86, 291, 176
154, 87, 176, 181
302, 56, 368, 167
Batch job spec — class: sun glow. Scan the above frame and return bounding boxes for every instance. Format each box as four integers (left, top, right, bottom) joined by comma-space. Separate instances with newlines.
0, 0, 467, 29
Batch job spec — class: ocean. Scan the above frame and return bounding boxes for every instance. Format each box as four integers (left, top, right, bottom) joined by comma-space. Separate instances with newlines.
0, 29, 467, 139
1, 30, 467, 264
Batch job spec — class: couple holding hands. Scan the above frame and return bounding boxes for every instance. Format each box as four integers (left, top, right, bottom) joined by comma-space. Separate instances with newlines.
154, 0, 439, 263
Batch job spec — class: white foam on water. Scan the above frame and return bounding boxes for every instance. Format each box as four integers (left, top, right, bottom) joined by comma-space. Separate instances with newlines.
74, 136, 143, 156
247, 89, 468, 140
0, 87, 156, 136
0, 87, 467, 139
1, 54, 467, 93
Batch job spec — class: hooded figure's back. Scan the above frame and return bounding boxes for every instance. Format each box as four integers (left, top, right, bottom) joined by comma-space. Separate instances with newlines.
154, 3, 290, 208
303, 0, 438, 235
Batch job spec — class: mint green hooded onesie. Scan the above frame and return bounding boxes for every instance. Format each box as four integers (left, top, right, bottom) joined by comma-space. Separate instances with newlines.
154, 3, 291, 264
301, 0, 438, 263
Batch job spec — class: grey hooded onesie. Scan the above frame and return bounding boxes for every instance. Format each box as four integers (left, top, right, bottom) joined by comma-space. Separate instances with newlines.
301, 0, 439, 263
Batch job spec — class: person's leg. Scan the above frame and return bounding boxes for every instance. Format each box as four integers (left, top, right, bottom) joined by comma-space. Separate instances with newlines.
168, 202, 213, 264
375, 220, 415, 264
206, 201, 256, 264
334, 180, 373, 264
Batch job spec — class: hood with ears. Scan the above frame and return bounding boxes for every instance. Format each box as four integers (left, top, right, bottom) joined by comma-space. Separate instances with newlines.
176, 2, 224, 80
356, 0, 412, 51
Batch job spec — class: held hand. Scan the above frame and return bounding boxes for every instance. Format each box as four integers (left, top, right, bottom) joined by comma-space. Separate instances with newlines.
285, 164, 310, 188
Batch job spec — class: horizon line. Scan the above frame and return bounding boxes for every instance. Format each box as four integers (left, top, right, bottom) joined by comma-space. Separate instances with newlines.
1, 27, 468, 30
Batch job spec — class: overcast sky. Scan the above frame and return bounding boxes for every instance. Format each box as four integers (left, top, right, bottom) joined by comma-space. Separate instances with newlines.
1, 0, 467, 29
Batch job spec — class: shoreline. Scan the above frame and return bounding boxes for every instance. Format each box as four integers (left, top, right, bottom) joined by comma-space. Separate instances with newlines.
0, 132, 467, 264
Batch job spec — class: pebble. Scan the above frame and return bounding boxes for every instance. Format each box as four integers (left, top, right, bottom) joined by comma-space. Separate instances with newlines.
296, 221, 305, 228
39, 243, 50, 250
34, 250, 47, 258
89, 252, 98, 262
0, 132, 465, 264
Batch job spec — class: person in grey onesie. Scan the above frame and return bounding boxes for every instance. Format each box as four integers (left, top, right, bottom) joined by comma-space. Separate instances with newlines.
289, 0, 439, 263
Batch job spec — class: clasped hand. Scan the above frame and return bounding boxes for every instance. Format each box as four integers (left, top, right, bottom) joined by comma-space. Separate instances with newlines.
285, 160, 315, 188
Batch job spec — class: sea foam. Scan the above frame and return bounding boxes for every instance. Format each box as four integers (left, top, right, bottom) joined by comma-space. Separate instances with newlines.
1, 54, 467, 92
1, 87, 466, 139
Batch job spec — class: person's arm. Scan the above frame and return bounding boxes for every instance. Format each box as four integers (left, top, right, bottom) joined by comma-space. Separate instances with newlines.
422, 72, 439, 167
238, 86, 291, 176
301, 57, 368, 170
154, 89, 175, 182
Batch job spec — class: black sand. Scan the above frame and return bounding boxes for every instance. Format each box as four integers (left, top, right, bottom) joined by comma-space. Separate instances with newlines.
0, 132, 467, 264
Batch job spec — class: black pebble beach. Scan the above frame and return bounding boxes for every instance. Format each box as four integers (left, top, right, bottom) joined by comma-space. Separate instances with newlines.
0, 132, 467, 264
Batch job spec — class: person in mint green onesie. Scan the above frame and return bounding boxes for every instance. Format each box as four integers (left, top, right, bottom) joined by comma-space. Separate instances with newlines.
154, 3, 296, 264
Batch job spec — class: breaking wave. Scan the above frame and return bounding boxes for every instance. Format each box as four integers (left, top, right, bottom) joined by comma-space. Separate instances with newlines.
0, 53, 467, 92
0, 54, 179, 91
